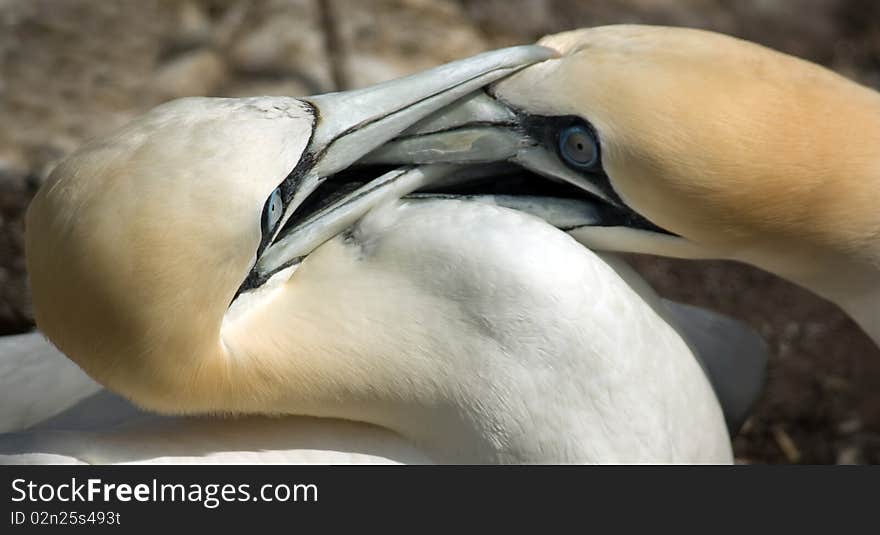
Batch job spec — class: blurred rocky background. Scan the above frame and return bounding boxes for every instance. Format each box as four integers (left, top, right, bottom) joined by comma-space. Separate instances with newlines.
1, 0, 879, 463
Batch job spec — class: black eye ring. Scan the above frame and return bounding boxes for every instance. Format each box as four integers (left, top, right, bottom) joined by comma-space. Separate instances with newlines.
559, 124, 600, 170
261, 186, 284, 237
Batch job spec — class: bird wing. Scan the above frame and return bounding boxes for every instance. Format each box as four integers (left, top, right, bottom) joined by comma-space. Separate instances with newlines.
0, 331, 102, 432
660, 300, 768, 434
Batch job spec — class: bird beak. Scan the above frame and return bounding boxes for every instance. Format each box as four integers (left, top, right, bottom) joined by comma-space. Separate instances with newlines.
304, 46, 556, 179
361, 90, 677, 241
361, 91, 616, 205
249, 45, 557, 287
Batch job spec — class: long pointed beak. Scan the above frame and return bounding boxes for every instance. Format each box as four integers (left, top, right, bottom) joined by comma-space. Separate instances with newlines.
305, 46, 556, 178
247, 45, 556, 288
267, 45, 556, 244
362, 92, 615, 205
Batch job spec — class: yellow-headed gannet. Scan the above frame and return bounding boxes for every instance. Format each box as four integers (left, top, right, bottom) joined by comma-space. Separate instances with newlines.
375, 24, 880, 348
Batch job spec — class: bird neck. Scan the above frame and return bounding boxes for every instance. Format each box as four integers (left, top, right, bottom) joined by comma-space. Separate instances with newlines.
214, 264, 553, 463
740, 245, 880, 347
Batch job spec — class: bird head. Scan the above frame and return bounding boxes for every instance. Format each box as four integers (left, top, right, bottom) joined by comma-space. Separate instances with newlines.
374, 25, 880, 304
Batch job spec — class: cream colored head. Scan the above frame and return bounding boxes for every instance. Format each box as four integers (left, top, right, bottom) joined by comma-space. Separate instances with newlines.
496, 26, 880, 263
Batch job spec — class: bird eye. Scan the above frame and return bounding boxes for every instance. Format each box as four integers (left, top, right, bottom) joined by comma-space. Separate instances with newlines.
262, 186, 284, 236
559, 125, 599, 169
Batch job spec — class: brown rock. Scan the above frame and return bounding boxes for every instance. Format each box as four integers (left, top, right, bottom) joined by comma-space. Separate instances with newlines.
227, 0, 333, 93
165, 0, 213, 53
332, 0, 488, 88
220, 77, 313, 98
153, 48, 228, 99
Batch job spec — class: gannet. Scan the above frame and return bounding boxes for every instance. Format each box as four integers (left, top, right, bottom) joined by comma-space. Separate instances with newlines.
372, 24, 880, 347
3, 45, 550, 434
6, 43, 764, 464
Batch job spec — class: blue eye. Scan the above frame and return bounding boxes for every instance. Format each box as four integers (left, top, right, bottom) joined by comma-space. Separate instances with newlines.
559, 125, 599, 169
262, 186, 284, 235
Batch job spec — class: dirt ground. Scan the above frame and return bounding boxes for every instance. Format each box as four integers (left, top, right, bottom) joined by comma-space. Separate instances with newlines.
1, 0, 879, 463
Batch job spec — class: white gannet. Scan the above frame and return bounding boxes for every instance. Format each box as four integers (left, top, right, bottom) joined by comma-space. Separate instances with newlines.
3, 43, 765, 464
373, 24, 880, 348
0, 45, 550, 434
